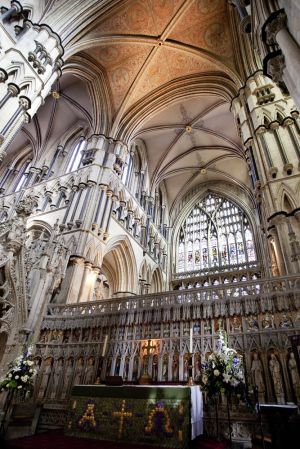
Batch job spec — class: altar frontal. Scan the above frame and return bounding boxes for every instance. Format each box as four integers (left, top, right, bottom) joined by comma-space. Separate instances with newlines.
66, 385, 202, 448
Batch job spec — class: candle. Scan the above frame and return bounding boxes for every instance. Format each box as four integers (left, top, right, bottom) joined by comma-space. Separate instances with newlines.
189, 322, 193, 353
102, 334, 108, 357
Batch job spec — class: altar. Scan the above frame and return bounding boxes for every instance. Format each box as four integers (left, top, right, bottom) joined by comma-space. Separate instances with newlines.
65, 385, 203, 448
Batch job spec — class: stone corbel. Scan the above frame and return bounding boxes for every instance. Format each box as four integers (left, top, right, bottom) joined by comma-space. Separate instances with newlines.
262, 10, 287, 82
264, 52, 285, 84
263, 10, 287, 46
282, 117, 294, 127
268, 167, 278, 179
283, 163, 293, 176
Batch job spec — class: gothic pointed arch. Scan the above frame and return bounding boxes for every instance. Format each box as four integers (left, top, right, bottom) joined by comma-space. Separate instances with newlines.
150, 267, 164, 294
103, 236, 138, 295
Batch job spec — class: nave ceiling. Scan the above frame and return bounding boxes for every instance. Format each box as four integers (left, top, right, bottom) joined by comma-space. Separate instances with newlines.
6, 0, 252, 210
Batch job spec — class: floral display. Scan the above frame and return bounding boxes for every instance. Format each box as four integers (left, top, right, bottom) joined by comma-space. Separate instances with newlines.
0, 346, 37, 393
200, 331, 246, 399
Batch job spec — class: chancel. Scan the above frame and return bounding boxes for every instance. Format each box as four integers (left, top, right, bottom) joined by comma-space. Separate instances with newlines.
0, 1, 300, 448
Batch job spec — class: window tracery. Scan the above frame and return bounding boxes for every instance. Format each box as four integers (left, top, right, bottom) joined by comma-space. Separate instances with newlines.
177, 193, 256, 273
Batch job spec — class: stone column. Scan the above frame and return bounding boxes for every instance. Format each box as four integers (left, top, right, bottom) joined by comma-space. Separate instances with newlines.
0, 96, 31, 159
78, 261, 93, 303
287, 222, 300, 273
88, 267, 100, 301
100, 189, 113, 237
263, 9, 300, 109
0, 20, 64, 152
268, 225, 286, 276
64, 257, 85, 304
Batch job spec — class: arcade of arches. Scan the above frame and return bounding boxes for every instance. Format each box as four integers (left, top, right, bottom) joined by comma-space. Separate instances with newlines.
0, 0, 300, 443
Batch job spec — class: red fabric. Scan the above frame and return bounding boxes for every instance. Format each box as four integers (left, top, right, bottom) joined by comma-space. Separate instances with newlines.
8, 431, 226, 449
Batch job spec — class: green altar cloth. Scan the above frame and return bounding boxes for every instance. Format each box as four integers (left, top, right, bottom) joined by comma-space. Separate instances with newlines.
65, 385, 191, 448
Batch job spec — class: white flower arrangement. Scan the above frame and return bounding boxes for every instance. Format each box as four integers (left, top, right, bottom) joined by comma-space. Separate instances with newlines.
200, 332, 246, 399
0, 346, 37, 393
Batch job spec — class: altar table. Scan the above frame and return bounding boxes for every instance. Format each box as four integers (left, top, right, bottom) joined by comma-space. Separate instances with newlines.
65, 385, 203, 448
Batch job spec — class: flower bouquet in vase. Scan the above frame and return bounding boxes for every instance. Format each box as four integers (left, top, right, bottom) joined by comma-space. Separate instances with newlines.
200, 331, 246, 444
0, 346, 37, 434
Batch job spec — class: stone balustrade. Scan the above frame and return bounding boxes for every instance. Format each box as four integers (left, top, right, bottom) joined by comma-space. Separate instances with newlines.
45, 275, 299, 325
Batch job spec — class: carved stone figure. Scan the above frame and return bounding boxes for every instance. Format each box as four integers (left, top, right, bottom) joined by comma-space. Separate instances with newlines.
61, 358, 74, 399
0, 304, 14, 331
247, 315, 259, 331
230, 316, 242, 332
132, 356, 139, 381
50, 358, 64, 399
38, 358, 53, 399
73, 358, 84, 385
288, 352, 300, 404
269, 353, 284, 403
84, 357, 95, 384
183, 354, 189, 381
172, 353, 179, 381
33, 357, 41, 391
262, 314, 275, 329
194, 352, 201, 380
123, 356, 130, 381
279, 313, 293, 328
251, 352, 265, 402
162, 354, 168, 381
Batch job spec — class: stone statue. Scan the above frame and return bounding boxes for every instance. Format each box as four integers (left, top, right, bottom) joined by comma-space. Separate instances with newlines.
172, 354, 179, 381
279, 313, 292, 328
38, 358, 52, 399
152, 355, 158, 381
50, 358, 64, 399
183, 355, 189, 381
33, 358, 41, 391
84, 357, 95, 384
288, 352, 300, 404
251, 352, 265, 402
123, 357, 129, 381
132, 356, 139, 380
269, 353, 285, 403
194, 353, 201, 380
162, 355, 168, 381
73, 358, 84, 385
61, 358, 74, 399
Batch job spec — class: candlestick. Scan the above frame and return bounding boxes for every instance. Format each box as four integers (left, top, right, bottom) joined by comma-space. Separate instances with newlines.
101, 334, 108, 357
189, 322, 193, 353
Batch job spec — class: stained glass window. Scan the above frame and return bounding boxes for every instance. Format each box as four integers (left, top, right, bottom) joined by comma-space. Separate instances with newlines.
176, 193, 256, 273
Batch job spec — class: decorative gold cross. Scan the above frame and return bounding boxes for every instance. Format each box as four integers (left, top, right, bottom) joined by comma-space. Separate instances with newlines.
142, 339, 156, 355
113, 399, 133, 438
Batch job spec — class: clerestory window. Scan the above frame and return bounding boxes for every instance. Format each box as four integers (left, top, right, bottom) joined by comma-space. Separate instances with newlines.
177, 193, 256, 273
65, 138, 86, 173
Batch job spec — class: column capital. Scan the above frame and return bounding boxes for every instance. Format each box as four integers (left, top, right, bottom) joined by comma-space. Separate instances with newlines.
19, 96, 31, 110
7, 83, 20, 97
69, 256, 85, 266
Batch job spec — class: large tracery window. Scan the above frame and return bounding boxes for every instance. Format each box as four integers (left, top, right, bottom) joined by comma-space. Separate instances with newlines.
177, 193, 256, 273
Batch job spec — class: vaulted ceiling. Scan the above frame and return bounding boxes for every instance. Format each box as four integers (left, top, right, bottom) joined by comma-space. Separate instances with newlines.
78, 0, 239, 119
6, 0, 252, 211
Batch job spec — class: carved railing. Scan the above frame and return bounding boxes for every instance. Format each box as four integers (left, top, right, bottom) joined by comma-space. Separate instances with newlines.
172, 261, 259, 280
45, 276, 300, 326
